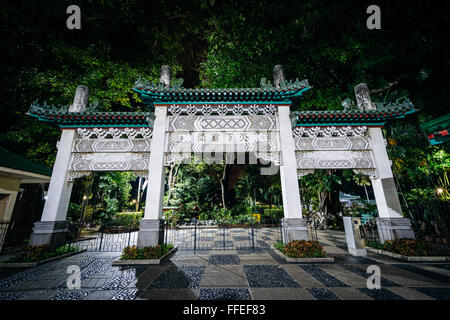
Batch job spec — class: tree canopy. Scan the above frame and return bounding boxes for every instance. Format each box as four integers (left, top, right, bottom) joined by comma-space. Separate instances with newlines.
1, 1, 449, 230
1, 0, 449, 165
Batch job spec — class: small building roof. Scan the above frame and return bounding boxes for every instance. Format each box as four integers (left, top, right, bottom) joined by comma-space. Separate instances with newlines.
0, 147, 51, 182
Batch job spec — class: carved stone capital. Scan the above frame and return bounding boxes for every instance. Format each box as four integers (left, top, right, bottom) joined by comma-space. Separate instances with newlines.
67, 171, 91, 181
297, 169, 315, 178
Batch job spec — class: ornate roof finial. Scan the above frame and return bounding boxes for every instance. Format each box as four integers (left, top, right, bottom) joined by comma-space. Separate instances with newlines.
160, 65, 171, 89
273, 65, 285, 89
354, 83, 376, 110
69, 85, 89, 112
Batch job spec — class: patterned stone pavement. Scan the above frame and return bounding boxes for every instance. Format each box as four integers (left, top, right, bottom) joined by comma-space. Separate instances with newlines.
0, 231, 449, 300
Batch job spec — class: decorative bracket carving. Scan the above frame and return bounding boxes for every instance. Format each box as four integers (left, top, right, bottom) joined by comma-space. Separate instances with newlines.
67, 171, 91, 181
77, 127, 152, 139
297, 169, 315, 178
352, 168, 377, 178
293, 126, 367, 138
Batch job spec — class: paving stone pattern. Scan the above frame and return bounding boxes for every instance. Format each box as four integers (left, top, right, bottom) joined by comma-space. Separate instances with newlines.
0, 231, 449, 300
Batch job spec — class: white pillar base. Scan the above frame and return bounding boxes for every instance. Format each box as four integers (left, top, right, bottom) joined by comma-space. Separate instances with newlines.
348, 247, 368, 256
343, 217, 367, 256
281, 218, 310, 243
137, 219, 165, 248
29, 220, 68, 250
376, 217, 416, 244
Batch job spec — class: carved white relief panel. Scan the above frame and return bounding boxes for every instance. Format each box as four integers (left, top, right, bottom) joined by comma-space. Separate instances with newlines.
293, 126, 367, 138
73, 139, 151, 153
165, 131, 280, 153
77, 127, 152, 139
296, 150, 375, 169
167, 104, 278, 116
70, 153, 150, 171
168, 115, 278, 132
294, 136, 371, 151
165, 115, 280, 165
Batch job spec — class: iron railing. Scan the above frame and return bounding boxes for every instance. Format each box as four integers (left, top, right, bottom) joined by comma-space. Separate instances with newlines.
0, 220, 9, 253
408, 202, 450, 241
68, 220, 140, 252
163, 218, 282, 252
306, 218, 318, 241
359, 216, 450, 255
0, 221, 33, 254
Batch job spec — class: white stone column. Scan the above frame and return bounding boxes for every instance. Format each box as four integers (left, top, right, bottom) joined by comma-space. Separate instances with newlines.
354, 83, 415, 243
278, 105, 309, 242
137, 106, 167, 248
369, 127, 415, 242
29, 85, 88, 249
369, 127, 403, 219
29, 130, 75, 248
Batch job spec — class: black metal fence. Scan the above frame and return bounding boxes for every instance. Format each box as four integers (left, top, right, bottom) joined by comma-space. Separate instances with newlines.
0, 217, 321, 254
68, 220, 139, 252
306, 218, 318, 241
163, 218, 282, 252
0, 221, 34, 254
408, 202, 450, 241
359, 217, 381, 245
0, 220, 9, 253
359, 215, 450, 255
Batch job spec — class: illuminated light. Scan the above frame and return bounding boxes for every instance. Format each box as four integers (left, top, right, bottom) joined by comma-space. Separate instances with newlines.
436, 188, 444, 194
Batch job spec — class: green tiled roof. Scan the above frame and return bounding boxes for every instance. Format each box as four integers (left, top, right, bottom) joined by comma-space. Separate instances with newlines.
133, 78, 311, 104
0, 147, 51, 177
291, 103, 416, 127
27, 103, 154, 128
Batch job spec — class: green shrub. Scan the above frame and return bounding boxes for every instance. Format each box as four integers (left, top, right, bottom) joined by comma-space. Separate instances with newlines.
3, 244, 79, 263
275, 240, 326, 258
113, 212, 143, 228
262, 208, 283, 219
366, 238, 439, 256
210, 207, 232, 221
230, 213, 254, 224
120, 244, 174, 260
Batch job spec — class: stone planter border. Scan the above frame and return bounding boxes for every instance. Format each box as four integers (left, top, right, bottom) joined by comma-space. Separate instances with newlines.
366, 247, 450, 262
112, 247, 177, 266
271, 245, 334, 262
0, 249, 86, 268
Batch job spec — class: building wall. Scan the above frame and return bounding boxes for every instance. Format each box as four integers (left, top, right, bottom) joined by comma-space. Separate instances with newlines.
0, 175, 21, 221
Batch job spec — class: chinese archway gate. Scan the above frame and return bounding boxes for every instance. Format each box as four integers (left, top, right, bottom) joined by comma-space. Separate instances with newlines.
27, 65, 416, 249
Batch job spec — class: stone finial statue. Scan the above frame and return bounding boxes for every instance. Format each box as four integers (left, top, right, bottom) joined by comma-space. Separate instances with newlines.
354, 83, 376, 110
273, 65, 285, 89
68, 85, 89, 112
160, 65, 171, 89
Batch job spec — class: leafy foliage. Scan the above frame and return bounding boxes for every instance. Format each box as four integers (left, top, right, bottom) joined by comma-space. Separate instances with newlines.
120, 243, 174, 260
0, 1, 449, 230
3, 244, 79, 263
275, 240, 326, 258
365, 239, 439, 257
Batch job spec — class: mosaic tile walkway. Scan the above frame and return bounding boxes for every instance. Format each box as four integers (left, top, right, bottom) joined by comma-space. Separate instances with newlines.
0, 231, 449, 300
